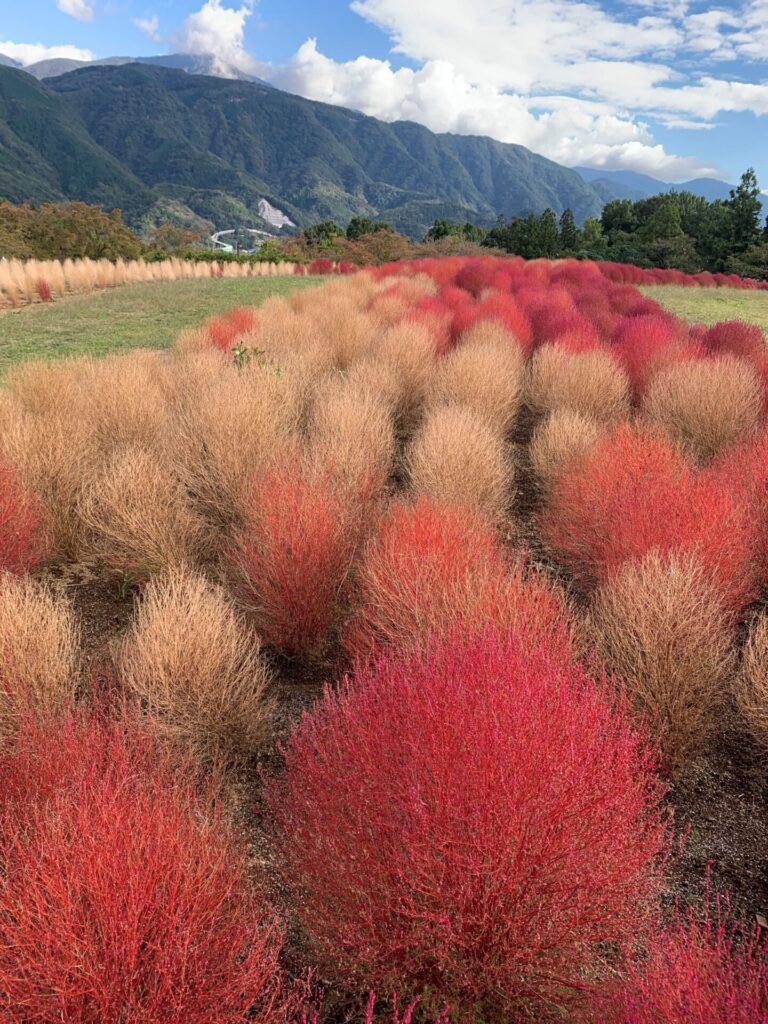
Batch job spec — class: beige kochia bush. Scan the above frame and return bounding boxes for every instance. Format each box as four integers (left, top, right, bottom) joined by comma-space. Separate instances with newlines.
526, 343, 631, 423
641, 354, 762, 464
406, 404, 515, 524
429, 323, 525, 435
591, 551, 735, 773
0, 574, 81, 746
118, 567, 273, 761
78, 445, 203, 575
307, 373, 396, 501
166, 353, 303, 547
529, 409, 608, 500
738, 612, 768, 748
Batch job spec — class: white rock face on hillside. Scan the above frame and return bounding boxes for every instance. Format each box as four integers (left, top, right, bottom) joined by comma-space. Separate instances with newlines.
258, 199, 295, 230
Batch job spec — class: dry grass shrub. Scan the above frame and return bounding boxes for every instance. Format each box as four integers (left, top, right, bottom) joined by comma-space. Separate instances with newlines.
78, 446, 203, 575
0, 574, 81, 746
641, 355, 762, 464
117, 567, 273, 761
591, 551, 735, 772
406, 404, 515, 524
526, 343, 631, 423
737, 612, 768, 748
429, 324, 525, 435
372, 322, 435, 431
1, 408, 100, 559
529, 409, 608, 500
307, 373, 396, 501
166, 354, 303, 547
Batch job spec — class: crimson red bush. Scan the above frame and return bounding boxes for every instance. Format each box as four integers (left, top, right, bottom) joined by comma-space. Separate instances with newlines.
343, 497, 576, 663
611, 314, 692, 397
703, 320, 766, 363
0, 456, 46, 573
309, 258, 336, 275
0, 713, 287, 1024
595, 900, 768, 1023
227, 462, 366, 660
206, 306, 258, 352
268, 631, 668, 1021
541, 424, 759, 613
36, 278, 52, 302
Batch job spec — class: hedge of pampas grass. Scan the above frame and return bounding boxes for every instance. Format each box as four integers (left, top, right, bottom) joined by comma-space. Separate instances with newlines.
117, 567, 273, 762
0, 574, 81, 747
0, 257, 301, 309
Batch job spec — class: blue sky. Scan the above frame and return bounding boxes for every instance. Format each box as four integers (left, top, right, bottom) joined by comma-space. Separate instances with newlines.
3, 0, 768, 187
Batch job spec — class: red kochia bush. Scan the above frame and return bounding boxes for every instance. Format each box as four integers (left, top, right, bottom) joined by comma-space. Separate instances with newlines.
206, 306, 258, 351
0, 713, 287, 1024
35, 278, 52, 302
228, 463, 365, 660
611, 314, 692, 397
703, 320, 766, 363
343, 497, 576, 663
597, 901, 768, 1023
268, 632, 668, 1021
0, 456, 46, 573
541, 424, 759, 614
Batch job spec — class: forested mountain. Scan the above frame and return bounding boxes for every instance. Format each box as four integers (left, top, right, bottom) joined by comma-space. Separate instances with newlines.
1, 62, 607, 236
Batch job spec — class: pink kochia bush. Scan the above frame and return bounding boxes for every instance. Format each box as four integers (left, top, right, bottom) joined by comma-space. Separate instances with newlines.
541, 424, 759, 614
204, 306, 258, 352
0, 712, 288, 1024
596, 900, 768, 1023
268, 632, 669, 1022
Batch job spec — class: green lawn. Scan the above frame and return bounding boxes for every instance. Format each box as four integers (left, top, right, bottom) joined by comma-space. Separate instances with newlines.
0, 276, 320, 370
641, 284, 768, 331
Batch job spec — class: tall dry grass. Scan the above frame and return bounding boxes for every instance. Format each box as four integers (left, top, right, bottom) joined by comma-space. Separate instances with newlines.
406, 404, 515, 524
0, 257, 299, 310
591, 551, 735, 773
0, 574, 81, 746
117, 567, 273, 761
641, 355, 762, 464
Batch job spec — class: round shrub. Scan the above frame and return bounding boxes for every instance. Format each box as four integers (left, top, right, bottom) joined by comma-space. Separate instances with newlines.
641, 355, 762, 464
525, 343, 630, 423
0, 455, 47, 573
117, 567, 273, 762
268, 632, 668, 1021
0, 713, 288, 1024
344, 497, 576, 662
591, 551, 735, 773
541, 424, 759, 614
595, 901, 768, 1023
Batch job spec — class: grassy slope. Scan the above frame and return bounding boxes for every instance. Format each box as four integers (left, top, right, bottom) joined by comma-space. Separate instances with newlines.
0, 276, 319, 370
641, 284, 768, 331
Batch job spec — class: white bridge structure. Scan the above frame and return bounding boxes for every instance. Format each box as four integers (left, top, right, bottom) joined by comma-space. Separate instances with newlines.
209, 229, 277, 255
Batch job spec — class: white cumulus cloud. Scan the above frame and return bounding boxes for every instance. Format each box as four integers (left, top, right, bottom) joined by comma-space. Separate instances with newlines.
56, 0, 95, 22
0, 40, 94, 65
133, 15, 161, 43
175, 0, 257, 75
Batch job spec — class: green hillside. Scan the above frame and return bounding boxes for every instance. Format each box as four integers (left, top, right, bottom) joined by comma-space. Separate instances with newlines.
1, 62, 607, 237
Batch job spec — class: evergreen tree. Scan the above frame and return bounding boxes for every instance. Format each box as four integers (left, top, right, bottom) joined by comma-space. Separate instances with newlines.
728, 168, 763, 252
536, 209, 560, 258
559, 208, 579, 251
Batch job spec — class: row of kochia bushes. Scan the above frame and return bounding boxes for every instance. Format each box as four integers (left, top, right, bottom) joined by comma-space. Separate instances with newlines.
0, 256, 302, 309
3, 248, 768, 313
0, 255, 767, 1019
